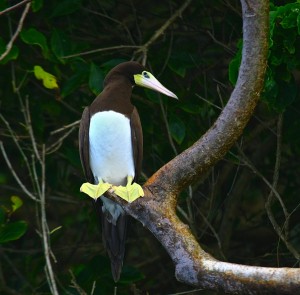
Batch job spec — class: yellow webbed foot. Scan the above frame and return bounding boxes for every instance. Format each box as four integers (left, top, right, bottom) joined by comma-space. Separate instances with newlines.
113, 176, 144, 203
80, 179, 112, 200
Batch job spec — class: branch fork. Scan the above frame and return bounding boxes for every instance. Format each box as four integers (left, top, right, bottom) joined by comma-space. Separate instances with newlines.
102, 0, 300, 293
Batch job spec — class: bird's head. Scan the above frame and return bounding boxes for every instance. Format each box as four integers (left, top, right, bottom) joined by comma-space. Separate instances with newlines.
104, 61, 178, 99
133, 69, 178, 99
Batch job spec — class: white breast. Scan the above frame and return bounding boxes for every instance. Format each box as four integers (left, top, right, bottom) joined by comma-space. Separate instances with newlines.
89, 110, 135, 185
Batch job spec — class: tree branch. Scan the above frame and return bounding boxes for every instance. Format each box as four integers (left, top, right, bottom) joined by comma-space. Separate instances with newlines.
63, 0, 191, 61
146, 0, 268, 199
0, 141, 38, 201
103, 0, 300, 293
0, 0, 30, 16
0, 2, 31, 62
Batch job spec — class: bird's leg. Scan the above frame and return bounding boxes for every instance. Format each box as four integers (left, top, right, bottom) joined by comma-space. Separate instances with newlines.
113, 176, 144, 203
80, 178, 112, 200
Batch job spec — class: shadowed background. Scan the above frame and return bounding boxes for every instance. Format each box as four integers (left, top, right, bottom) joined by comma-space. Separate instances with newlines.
0, 0, 300, 294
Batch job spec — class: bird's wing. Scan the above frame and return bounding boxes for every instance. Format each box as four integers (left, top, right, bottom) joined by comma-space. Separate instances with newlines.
79, 106, 94, 183
130, 107, 143, 181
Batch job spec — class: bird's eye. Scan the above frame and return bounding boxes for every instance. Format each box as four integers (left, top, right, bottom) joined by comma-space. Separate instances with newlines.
142, 71, 150, 78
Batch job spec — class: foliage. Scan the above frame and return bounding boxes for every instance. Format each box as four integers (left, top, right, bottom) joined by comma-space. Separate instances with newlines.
230, 0, 300, 112
0, 196, 27, 244
0, 0, 299, 294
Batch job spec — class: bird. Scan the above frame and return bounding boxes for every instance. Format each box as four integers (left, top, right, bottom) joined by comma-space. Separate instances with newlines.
78, 61, 177, 282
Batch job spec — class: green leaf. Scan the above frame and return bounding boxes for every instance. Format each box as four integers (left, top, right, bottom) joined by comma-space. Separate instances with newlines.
263, 69, 278, 102
263, 69, 297, 112
89, 63, 104, 95
61, 71, 87, 97
169, 115, 186, 145
0, 221, 27, 244
51, 29, 71, 62
34, 65, 59, 89
51, 0, 82, 17
270, 53, 282, 66
32, 0, 43, 12
283, 30, 296, 54
11, 196, 23, 212
0, 38, 19, 64
280, 4, 300, 29
20, 28, 49, 57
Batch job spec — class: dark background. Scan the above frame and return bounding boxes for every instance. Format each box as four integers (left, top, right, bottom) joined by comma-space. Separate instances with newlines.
0, 0, 299, 294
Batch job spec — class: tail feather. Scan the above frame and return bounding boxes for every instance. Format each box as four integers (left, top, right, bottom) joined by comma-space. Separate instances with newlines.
94, 198, 127, 282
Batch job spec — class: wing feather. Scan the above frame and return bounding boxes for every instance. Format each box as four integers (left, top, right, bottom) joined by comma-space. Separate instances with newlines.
79, 107, 94, 183
130, 107, 143, 181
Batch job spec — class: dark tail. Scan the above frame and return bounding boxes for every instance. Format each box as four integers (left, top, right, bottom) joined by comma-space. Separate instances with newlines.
94, 198, 127, 282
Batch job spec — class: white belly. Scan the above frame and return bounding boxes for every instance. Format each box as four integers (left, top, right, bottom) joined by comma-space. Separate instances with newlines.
89, 110, 135, 185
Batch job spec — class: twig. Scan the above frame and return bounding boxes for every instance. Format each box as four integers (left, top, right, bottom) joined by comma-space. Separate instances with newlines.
69, 270, 87, 295
186, 186, 195, 233
39, 145, 59, 295
195, 93, 223, 111
159, 97, 178, 156
0, 251, 30, 295
133, 0, 191, 62
82, 8, 135, 45
236, 147, 300, 260
63, 0, 191, 60
159, 94, 197, 231
264, 114, 299, 261
0, 2, 31, 61
0, 258, 18, 295
0, 141, 38, 201
167, 288, 204, 295
25, 99, 42, 164
135, 0, 192, 53
0, 113, 35, 188
197, 209, 225, 259
50, 120, 80, 135
0, 0, 30, 16
62, 45, 141, 59
31, 154, 42, 199
177, 205, 192, 224
90, 281, 96, 295
206, 30, 235, 55
236, 148, 288, 218
266, 114, 288, 231
46, 126, 76, 154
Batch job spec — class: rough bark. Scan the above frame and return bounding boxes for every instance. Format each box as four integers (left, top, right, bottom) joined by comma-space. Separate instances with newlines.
106, 0, 300, 293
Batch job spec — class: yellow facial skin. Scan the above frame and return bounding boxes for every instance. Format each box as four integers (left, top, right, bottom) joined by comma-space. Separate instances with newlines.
80, 70, 177, 203
134, 71, 178, 99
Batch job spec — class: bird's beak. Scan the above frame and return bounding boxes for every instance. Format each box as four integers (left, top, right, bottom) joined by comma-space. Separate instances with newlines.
134, 71, 178, 99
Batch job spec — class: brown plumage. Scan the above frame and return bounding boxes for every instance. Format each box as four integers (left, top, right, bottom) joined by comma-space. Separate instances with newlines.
79, 62, 144, 282
79, 61, 177, 281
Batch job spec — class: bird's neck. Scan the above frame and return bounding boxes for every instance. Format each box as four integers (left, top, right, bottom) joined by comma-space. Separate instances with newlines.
91, 78, 134, 115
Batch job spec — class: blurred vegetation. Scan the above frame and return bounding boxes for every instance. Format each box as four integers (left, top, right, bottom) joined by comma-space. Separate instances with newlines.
0, 0, 299, 294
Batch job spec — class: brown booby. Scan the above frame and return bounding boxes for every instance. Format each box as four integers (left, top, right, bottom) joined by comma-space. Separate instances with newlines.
79, 61, 177, 282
